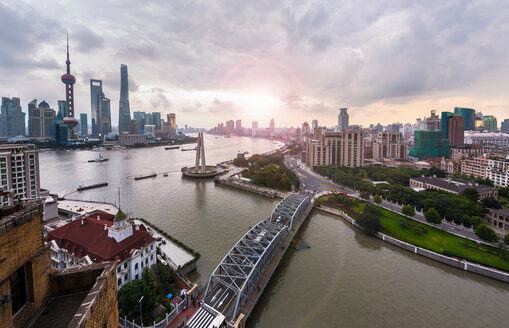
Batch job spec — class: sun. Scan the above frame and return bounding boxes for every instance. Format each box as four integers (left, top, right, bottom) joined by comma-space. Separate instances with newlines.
239, 93, 279, 120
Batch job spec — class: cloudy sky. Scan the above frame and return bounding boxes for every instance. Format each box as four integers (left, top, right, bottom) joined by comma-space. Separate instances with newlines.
1, 0, 508, 129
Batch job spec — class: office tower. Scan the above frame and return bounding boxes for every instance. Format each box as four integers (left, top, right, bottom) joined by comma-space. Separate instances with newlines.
60, 35, 78, 138
235, 120, 242, 135
152, 112, 161, 130
304, 131, 364, 168
99, 98, 111, 135
501, 119, 509, 134
226, 120, 235, 134
30, 101, 56, 138
302, 122, 310, 135
57, 100, 66, 118
0, 97, 25, 137
426, 110, 440, 130
311, 119, 318, 132
90, 79, 103, 136
0, 144, 40, 206
27, 99, 37, 136
145, 113, 153, 126
483, 115, 497, 131
440, 112, 455, 140
454, 107, 475, 131
338, 108, 349, 131
118, 64, 131, 133
252, 121, 258, 136
80, 113, 88, 136
168, 113, 176, 137
409, 130, 449, 159
269, 118, 275, 137
133, 111, 146, 132
448, 115, 465, 148
128, 119, 138, 134
373, 132, 408, 160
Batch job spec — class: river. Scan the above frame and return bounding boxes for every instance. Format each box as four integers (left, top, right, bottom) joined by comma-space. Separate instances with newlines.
39, 135, 509, 327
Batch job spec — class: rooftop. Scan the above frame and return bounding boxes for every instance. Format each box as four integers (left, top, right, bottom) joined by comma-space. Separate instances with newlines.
410, 176, 498, 194
58, 199, 119, 216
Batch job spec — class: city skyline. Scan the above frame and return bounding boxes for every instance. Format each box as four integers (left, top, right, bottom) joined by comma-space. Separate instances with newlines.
1, 1, 509, 128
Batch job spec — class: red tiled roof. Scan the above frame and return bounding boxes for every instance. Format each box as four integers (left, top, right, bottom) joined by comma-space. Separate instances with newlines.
45, 211, 154, 262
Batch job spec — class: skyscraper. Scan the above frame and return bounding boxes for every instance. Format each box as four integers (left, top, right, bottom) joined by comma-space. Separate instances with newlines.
269, 118, 275, 138
440, 112, 455, 140
454, 107, 475, 131
118, 64, 131, 133
99, 98, 111, 135
252, 121, 258, 137
501, 119, 509, 134
226, 120, 235, 134
338, 108, 349, 131
152, 112, 161, 131
168, 113, 176, 138
57, 100, 66, 119
60, 35, 78, 138
133, 111, 146, 132
28, 99, 37, 136
426, 110, 440, 130
0, 97, 25, 137
80, 113, 88, 137
311, 119, 318, 132
90, 79, 103, 136
235, 120, 242, 135
447, 115, 465, 148
483, 116, 497, 131
30, 101, 55, 138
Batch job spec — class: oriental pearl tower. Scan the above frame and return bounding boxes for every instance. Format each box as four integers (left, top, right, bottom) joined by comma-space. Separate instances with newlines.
61, 34, 78, 138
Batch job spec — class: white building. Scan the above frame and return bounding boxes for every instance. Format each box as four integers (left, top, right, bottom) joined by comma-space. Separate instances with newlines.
464, 131, 509, 147
45, 211, 156, 290
486, 159, 509, 187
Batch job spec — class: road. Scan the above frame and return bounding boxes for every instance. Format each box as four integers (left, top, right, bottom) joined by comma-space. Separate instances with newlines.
284, 155, 497, 247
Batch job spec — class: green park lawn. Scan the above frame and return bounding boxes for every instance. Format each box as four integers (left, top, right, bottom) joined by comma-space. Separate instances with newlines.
322, 198, 509, 272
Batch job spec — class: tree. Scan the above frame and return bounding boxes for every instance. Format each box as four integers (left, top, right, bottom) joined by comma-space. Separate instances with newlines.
357, 203, 383, 236
474, 223, 499, 242
360, 191, 371, 200
424, 208, 442, 224
401, 204, 415, 217
373, 194, 382, 204
481, 197, 502, 209
461, 188, 479, 203
118, 269, 158, 322
504, 233, 509, 246
470, 216, 484, 228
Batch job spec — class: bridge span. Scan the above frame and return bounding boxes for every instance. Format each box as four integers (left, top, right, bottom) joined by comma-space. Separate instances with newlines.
186, 193, 314, 328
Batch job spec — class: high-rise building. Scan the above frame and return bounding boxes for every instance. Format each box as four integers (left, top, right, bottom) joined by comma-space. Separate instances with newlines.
251, 121, 258, 137
304, 131, 364, 168
118, 64, 131, 133
60, 35, 78, 138
80, 113, 88, 136
338, 108, 349, 131
128, 119, 138, 134
29, 101, 55, 138
0, 97, 25, 137
409, 130, 449, 159
302, 122, 310, 135
501, 119, 509, 134
90, 79, 103, 136
133, 111, 146, 133
454, 107, 475, 131
27, 99, 37, 136
483, 115, 497, 131
0, 144, 40, 206
447, 115, 465, 148
311, 119, 318, 132
426, 110, 440, 130
372, 132, 408, 161
440, 112, 455, 140
57, 100, 66, 118
269, 118, 275, 137
226, 120, 235, 134
99, 97, 111, 135
235, 120, 242, 135
152, 112, 161, 131
168, 113, 176, 137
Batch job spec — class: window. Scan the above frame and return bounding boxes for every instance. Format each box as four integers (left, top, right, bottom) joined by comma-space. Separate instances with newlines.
117, 266, 121, 273
124, 274, 128, 281
134, 263, 138, 270
10, 265, 28, 316
1, 169, 6, 174
117, 278, 122, 286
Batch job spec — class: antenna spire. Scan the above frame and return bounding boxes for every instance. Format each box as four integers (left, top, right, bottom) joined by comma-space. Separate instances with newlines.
66, 33, 71, 74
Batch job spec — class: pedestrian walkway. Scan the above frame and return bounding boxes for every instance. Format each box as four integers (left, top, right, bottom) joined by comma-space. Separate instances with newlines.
166, 302, 200, 328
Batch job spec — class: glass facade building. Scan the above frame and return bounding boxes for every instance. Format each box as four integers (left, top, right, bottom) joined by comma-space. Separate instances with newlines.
118, 64, 131, 133
454, 107, 475, 131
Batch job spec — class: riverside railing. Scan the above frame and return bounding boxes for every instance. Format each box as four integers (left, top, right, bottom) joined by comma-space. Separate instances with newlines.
119, 296, 187, 328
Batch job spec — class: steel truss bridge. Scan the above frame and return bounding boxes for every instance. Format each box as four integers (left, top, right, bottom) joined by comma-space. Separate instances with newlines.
186, 194, 312, 328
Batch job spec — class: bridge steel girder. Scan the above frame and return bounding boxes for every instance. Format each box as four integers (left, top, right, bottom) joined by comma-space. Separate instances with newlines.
203, 193, 311, 325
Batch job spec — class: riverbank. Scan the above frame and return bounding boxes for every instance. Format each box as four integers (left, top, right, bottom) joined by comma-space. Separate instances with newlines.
316, 204, 509, 283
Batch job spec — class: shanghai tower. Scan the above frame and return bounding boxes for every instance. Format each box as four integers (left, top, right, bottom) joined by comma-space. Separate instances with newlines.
118, 64, 131, 133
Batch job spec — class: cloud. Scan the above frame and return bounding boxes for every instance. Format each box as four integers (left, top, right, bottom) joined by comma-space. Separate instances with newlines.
74, 26, 104, 53
209, 98, 237, 114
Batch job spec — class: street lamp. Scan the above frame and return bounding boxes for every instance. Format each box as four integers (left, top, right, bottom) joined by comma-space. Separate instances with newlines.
139, 296, 144, 326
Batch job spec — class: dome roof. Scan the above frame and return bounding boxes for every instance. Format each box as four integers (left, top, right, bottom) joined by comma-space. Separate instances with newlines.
38, 100, 50, 108
61, 74, 76, 84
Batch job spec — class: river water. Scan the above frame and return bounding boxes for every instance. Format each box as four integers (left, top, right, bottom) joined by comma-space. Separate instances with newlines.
39, 135, 509, 328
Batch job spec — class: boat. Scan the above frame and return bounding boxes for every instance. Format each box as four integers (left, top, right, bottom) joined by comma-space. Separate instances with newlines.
224, 135, 230, 138
77, 182, 108, 191
88, 153, 109, 162
134, 172, 157, 180
163, 172, 168, 177
181, 147, 198, 151
165, 146, 180, 150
